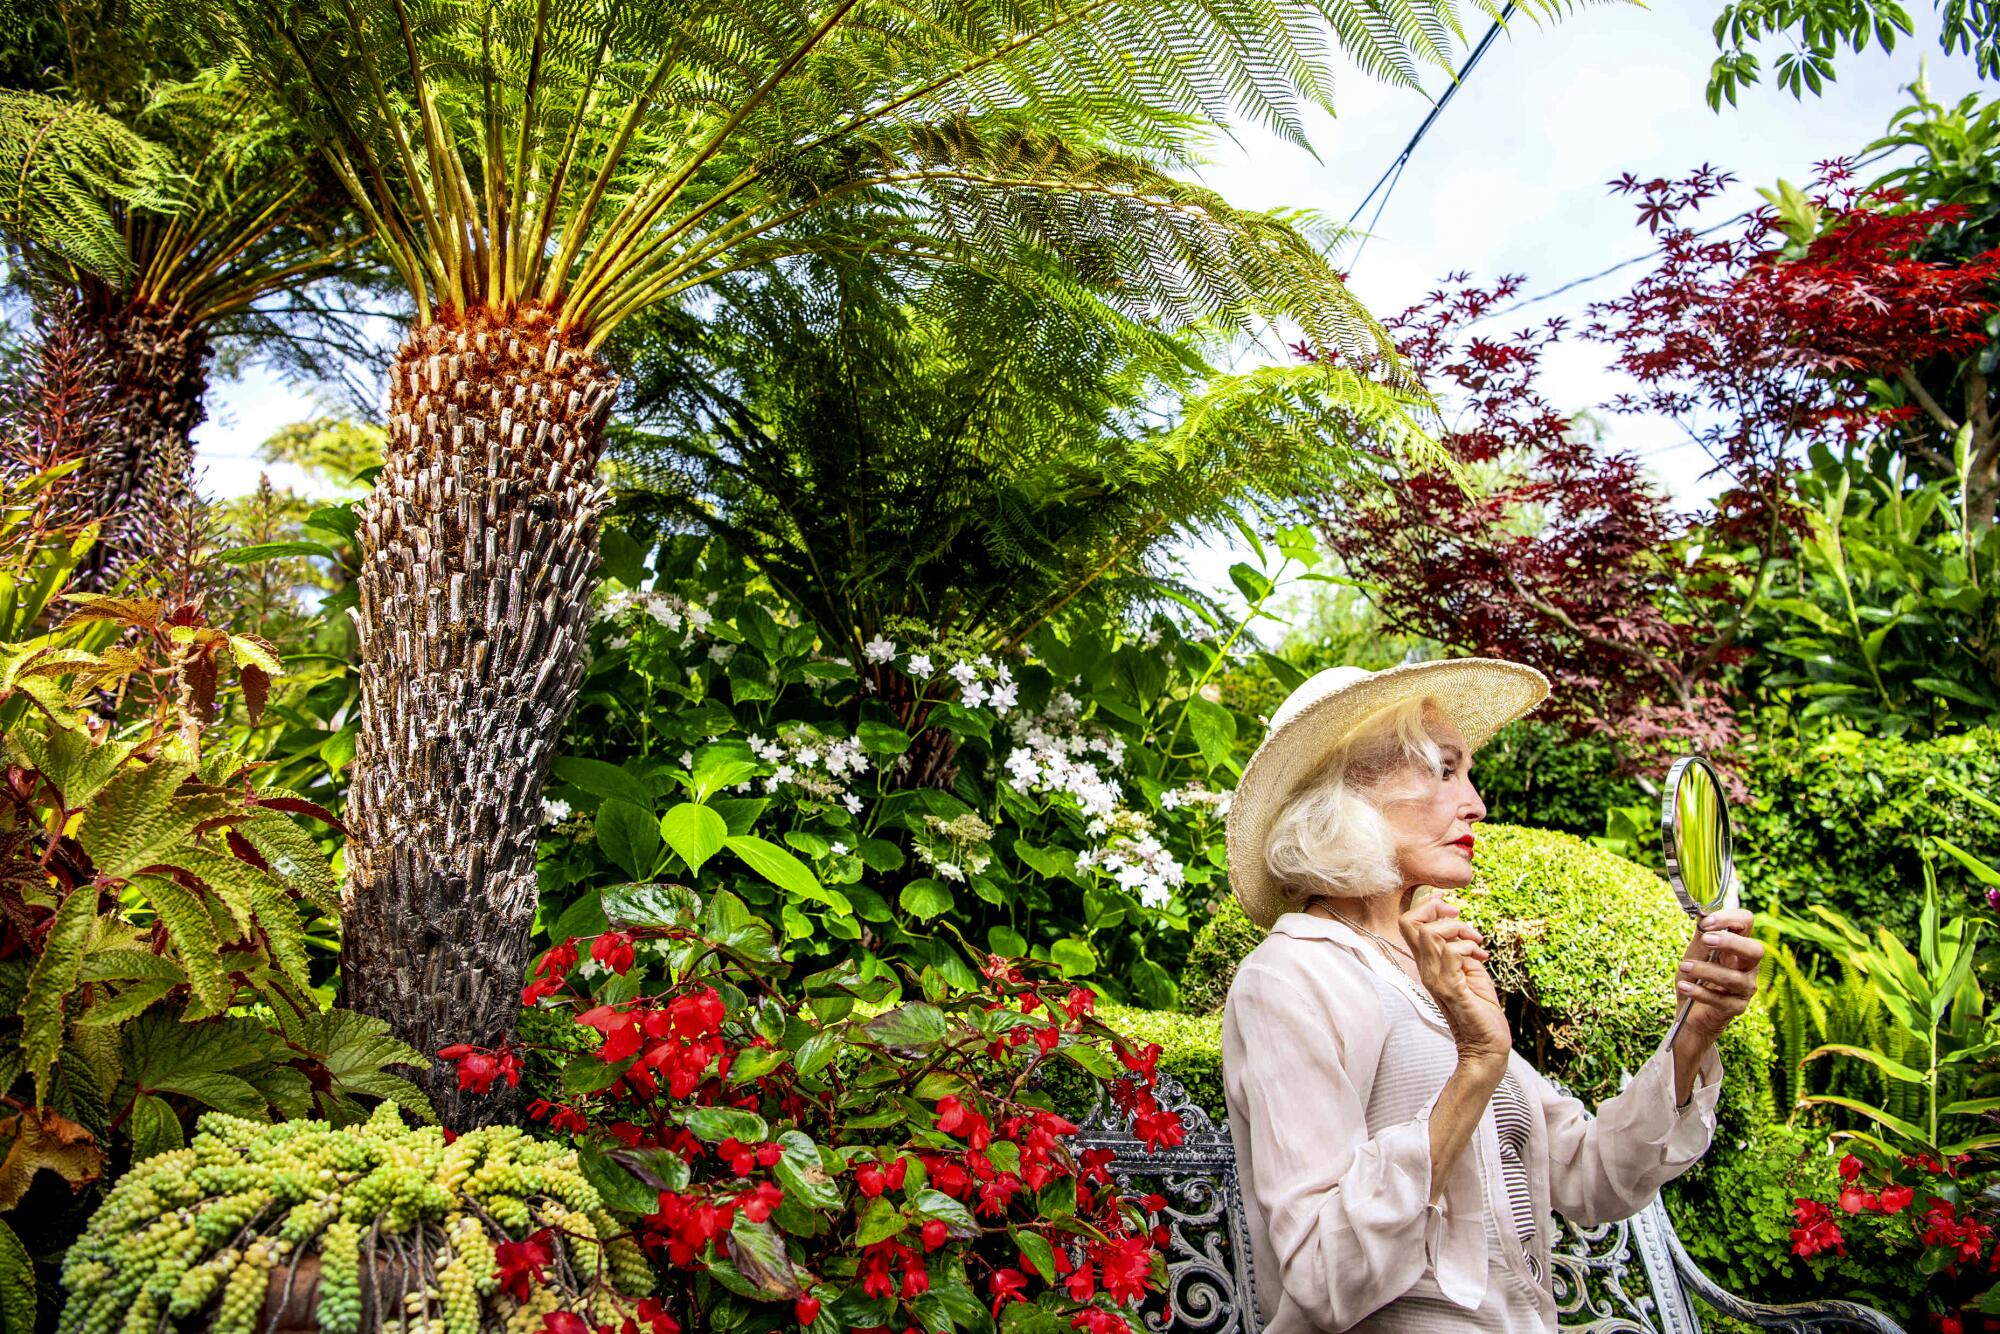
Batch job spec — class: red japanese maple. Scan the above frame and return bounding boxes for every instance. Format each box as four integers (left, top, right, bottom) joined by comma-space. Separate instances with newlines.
1300, 161, 2000, 769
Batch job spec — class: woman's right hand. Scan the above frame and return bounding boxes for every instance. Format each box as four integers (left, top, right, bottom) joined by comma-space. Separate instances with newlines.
1399, 895, 1512, 1070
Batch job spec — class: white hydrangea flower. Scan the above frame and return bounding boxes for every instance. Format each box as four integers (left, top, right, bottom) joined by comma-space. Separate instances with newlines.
864, 637, 896, 663
948, 660, 980, 688
708, 642, 737, 663
541, 797, 571, 824
686, 606, 713, 629
842, 793, 863, 813
830, 841, 851, 856
960, 680, 990, 709
907, 653, 934, 678
935, 861, 965, 882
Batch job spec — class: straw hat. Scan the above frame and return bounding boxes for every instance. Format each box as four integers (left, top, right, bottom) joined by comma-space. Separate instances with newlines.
1225, 658, 1550, 928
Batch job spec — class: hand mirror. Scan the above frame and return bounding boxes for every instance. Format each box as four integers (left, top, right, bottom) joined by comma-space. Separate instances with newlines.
1660, 755, 1734, 1048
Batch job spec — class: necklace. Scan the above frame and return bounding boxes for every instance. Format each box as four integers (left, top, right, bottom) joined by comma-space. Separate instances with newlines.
1311, 902, 1416, 964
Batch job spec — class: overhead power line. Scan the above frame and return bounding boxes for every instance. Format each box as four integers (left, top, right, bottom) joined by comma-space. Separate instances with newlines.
1345, 0, 1520, 263
1227, 3, 1520, 368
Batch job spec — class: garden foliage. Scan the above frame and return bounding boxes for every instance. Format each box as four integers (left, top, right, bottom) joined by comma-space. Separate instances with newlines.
540, 534, 1301, 1008
58, 1102, 652, 1334
438, 883, 1186, 1334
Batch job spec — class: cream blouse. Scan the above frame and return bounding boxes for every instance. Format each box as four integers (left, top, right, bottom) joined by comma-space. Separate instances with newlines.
1222, 912, 1723, 1334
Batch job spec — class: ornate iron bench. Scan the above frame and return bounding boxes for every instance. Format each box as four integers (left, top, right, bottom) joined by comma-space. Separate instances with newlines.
1075, 1075, 1908, 1334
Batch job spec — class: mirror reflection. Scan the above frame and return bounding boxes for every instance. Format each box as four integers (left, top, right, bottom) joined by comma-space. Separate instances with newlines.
1663, 754, 1732, 915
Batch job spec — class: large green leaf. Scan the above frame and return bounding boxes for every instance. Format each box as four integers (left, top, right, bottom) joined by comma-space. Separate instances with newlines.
725, 835, 851, 914
683, 1106, 769, 1142
233, 812, 342, 916
773, 1131, 842, 1210
551, 756, 654, 809
0, 1219, 33, 1334
19, 890, 97, 1105
596, 798, 661, 880
1184, 696, 1237, 772
863, 1003, 947, 1048
284, 1009, 435, 1124
10, 726, 134, 809
660, 802, 729, 873
78, 754, 207, 880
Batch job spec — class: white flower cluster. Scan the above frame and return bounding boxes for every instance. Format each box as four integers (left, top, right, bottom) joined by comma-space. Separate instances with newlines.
862, 639, 1019, 712
999, 691, 1125, 818
541, 797, 572, 825
595, 588, 716, 651
1160, 783, 1233, 818
747, 726, 871, 812
914, 813, 995, 884
1076, 813, 1187, 909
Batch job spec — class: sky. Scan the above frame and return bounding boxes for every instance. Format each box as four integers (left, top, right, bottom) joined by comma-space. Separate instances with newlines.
187, 2, 1991, 590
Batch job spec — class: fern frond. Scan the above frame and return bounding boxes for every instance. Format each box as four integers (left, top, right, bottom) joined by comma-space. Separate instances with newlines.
0, 89, 183, 281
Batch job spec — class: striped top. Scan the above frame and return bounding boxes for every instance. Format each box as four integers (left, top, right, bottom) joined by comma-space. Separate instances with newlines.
1353, 967, 1549, 1330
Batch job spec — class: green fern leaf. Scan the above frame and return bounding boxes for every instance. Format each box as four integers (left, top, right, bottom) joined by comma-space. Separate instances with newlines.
132, 873, 230, 1016
18, 890, 97, 1106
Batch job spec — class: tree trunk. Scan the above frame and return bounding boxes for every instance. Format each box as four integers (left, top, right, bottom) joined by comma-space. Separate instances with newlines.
69, 279, 209, 589
339, 308, 614, 1128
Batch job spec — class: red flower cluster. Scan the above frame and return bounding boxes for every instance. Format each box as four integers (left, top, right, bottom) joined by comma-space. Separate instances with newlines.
1922, 1198, 1997, 1266
642, 1190, 740, 1267
1110, 1043, 1186, 1153
859, 1239, 930, 1300
495, 1229, 556, 1301
1791, 1198, 1845, 1257
448, 922, 1178, 1334
438, 1041, 522, 1095
538, 1296, 681, 1334
524, 938, 581, 1005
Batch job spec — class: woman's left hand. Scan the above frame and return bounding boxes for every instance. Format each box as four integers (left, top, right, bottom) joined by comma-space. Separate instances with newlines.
1675, 907, 1763, 1044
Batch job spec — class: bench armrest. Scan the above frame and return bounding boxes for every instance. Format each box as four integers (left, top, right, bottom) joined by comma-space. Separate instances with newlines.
1660, 1219, 1909, 1334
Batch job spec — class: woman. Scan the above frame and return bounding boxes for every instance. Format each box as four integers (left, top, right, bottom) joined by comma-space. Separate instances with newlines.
1220, 660, 1761, 1333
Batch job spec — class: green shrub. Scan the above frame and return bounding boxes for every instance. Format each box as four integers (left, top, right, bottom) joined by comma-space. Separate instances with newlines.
1665, 1117, 1926, 1323
1460, 826, 1774, 1136
1736, 726, 2000, 933
1470, 721, 1646, 838
1181, 903, 1264, 1015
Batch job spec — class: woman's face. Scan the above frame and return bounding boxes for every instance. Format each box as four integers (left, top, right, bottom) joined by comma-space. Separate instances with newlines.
1379, 716, 1487, 891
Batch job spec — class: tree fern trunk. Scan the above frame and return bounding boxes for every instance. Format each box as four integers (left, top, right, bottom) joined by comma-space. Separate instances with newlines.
339, 310, 614, 1128
70, 281, 208, 589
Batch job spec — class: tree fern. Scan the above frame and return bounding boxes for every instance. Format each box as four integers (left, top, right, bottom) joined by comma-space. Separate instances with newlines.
612, 255, 1435, 657
0, 88, 180, 282
218, 0, 1572, 359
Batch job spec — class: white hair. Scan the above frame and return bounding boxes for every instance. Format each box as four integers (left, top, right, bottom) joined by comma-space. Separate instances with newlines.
1263, 694, 1450, 903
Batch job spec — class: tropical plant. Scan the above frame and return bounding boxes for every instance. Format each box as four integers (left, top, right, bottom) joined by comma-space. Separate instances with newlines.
613, 258, 1430, 681
1741, 438, 2000, 738
0, 575, 430, 1324
436, 882, 1187, 1334
57, 1102, 654, 1334
1705, 0, 2000, 107
1, 0, 371, 588
541, 529, 1308, 1008
1764, 869, 1993, 1164
208, 0, 1540, 1123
